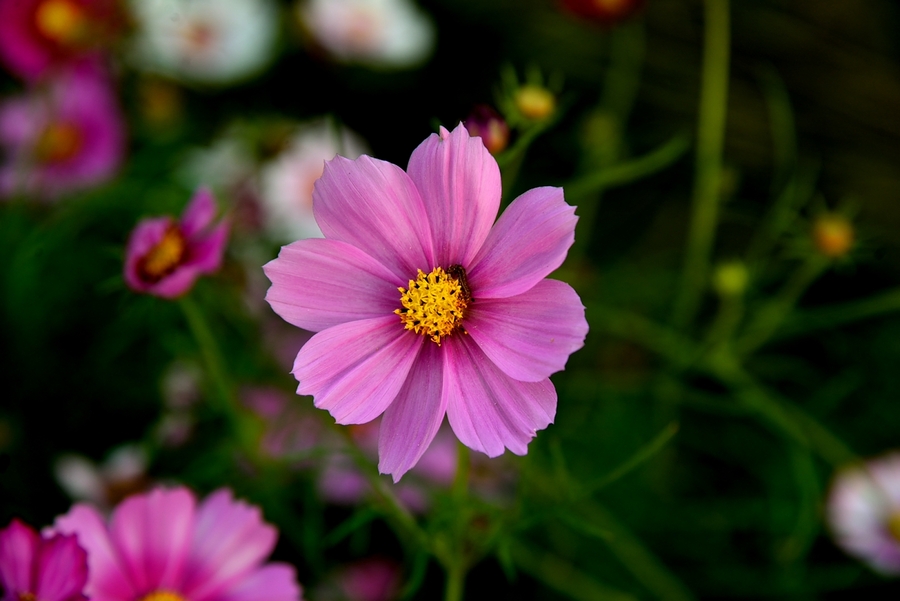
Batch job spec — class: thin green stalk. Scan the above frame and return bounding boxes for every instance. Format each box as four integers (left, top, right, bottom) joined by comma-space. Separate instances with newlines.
601, 22, 646, 126
443, 562, 466, 601
775, 286, 900, 341
672, 0, 731, 329
736, 257, 827, 355
179, 296, 239, 433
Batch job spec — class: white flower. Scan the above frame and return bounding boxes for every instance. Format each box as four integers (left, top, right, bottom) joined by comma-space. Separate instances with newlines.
299, 0, 435, 68
130, 0, 279, 85
54, 445, 148, 510
828, 453, 900, 574
260, 119, 368, 242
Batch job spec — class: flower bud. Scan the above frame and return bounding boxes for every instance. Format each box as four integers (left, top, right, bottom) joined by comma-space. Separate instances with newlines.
464, 105, 510, 155
513, 84, 556, 121
560, 0, 645, 26
713, 260, 749, 297
812, 213, 854, 259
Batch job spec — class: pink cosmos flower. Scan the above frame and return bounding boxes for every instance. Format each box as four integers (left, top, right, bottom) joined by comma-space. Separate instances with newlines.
53, 487, 304, 601
0, 519, 89, 601
0, 0, 126, 81
828, 454, 900, 574
124, 187, 229, 298
264, 123, 588, 481
0, 64, 126, 199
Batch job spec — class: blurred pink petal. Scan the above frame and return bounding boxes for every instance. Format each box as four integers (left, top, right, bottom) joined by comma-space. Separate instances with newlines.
0, 519, 88, 601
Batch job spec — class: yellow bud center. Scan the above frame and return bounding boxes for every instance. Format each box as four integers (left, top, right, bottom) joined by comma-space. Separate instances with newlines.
139, 226, 187, 282
34, 0, 87, 45
139, 592, 188, 601
514, 85, 556, 120
395, 266, 470, 344
813, 214, 854, 259
34, 122, 82, 164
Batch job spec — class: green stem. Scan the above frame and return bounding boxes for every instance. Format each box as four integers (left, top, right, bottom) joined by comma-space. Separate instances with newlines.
672, 0, 731, 329
775, 286, 900, 341
443, 562, 466, 601
736, 257, 827, 355
179, 296, 240, 434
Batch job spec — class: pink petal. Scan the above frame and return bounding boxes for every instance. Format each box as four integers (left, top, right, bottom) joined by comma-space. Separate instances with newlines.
264, 239, 401, 333
35, 534, 88, 601
313, 155, 434, 281
444, 335, 557, 457
406, 124, 501, 267
293, 316, 423, 424
0, 519, 39, 594
183, 221, 230, 274
180, 188, 217, 238
108, 488, 195, 594
378, 342, 448, 481
465, 279, 587, 382
467, 186, 577, 299
215, 564, 303, 601
145, 266, 204, 299
54, 505, 136, 601
182, 490, 277, 601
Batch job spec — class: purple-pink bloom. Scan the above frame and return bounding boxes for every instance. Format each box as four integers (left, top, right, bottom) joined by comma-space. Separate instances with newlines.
0, 63, 126, 199
0, 0, 126, 81
53, 486, 304, 601
264, 123, 588, 481
124, 187, 229, 299
0, 519, 88, 601
828, 453, 900, 574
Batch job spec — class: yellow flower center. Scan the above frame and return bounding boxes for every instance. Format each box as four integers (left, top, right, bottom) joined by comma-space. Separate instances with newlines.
395, 265, 470, 344
34, 122, 82, 164
139, 226, 187, 282
887, 512, 900, 542
139, 592, 188, 601
34, 0, 87, 46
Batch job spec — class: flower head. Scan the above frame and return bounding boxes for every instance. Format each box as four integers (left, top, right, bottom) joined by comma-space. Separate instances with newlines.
560, 0, 645, 26
464, 105, 509, 156
298, 0, 435, 69
812, 213, 855, 259
0, 0, 126, 81
264, 124, 588, 481
828, 454, 900, 574
129, 0, 278, 85
0, 64, 125, 200
260, 120, 369, 242
0, 519, 88, 601
124, 187, 229, 298
53, 486, 304, 601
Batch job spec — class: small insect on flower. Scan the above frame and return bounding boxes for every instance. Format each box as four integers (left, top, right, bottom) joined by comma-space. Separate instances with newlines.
264, 124, 588, 481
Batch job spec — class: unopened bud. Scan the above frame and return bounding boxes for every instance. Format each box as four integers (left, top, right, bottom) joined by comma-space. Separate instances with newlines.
514, 85, 556, 121
713, 261, 749, 297
464, 105, 510, 155
813, 214, 854, 259
560, 0, 645, 26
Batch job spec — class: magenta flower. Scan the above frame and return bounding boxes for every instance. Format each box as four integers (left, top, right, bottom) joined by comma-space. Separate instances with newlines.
124, 187, 229, 298
828, 453, 900, 574
264, 123, 588, 481
0, 0, 126, 81
0, 64, 126, 199
0, 519, 88, 601
53, 487, 304, 601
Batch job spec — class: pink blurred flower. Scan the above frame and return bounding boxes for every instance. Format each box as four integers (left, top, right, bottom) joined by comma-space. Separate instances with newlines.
828, 454, 900, 574
0, 519, 88, 601
559, 0, 645, 26
243, 386, 324, 460
124, 187, 229, 298
314, 557, 400, 601
265, 124, 587, 481
53, 487, 304, 601
0, 0, 126, 81
0, 64, 126, 199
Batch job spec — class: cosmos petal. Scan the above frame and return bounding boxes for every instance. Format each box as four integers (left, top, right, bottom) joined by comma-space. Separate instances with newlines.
406, 124, 501, 267
466, 279, 587, 382
444, 335, 557, 457
314, 155, 434, 280
0, 519, 39, 594
180, 187, 217, 238
183, 221, 230, 274
293, 316, 423, 424
264, 238, 401, 332
34, 534, 89, 601
467, 186, 576, 299
378, 342, 447, 482
215, 563, 303, 601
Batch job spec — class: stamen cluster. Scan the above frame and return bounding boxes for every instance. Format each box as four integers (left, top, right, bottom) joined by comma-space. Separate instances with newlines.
395, 266, 468, 344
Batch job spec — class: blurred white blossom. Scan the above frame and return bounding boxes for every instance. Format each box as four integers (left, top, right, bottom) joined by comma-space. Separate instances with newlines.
299, 0, 435, 69
130, 0, 279, 85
